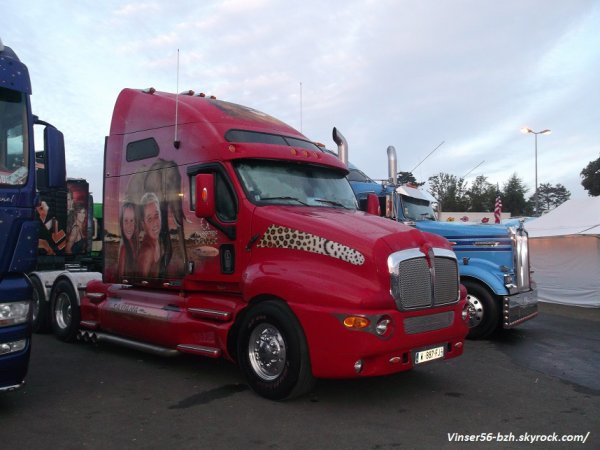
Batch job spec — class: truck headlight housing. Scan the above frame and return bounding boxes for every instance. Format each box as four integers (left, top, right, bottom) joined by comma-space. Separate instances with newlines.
0, 339, 27, 355
0, 301, 31, 327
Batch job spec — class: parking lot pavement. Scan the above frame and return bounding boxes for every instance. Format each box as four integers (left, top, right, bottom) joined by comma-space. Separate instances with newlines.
537, 300, 600, 321
0, 302, 598, 449
492, 301, 600, 393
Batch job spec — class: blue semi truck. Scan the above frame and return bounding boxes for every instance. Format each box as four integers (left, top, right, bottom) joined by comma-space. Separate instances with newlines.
0, 38, 65, 391
331, 129, 537, 339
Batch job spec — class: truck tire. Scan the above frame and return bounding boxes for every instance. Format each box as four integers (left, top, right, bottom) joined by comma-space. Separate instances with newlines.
31, 276, 51, 333
50, 279, 80, 342
464, 280, 499, 340
237, 300, 315, 400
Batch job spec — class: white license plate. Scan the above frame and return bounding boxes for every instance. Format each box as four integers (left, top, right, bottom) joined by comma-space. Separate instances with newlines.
414, 346, 445, 364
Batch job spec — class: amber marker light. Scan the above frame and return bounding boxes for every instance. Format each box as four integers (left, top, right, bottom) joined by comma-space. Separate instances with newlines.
228, 144, 236, 153
343, 316, 370, 329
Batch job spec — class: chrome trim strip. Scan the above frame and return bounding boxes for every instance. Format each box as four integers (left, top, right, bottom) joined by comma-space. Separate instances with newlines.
177, 344, 222, 357
188, 307, 231, 321
432, 248, 457, 260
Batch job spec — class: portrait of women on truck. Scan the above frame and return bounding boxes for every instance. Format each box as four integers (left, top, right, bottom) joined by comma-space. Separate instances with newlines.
138, 192, 163, 278
117, 200, 139, 279
65, 202, 86, 254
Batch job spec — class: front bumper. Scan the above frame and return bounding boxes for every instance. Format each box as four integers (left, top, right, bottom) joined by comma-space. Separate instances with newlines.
0, 325, 31, 392
293, 301, 469, 379
503, 288, 538, 328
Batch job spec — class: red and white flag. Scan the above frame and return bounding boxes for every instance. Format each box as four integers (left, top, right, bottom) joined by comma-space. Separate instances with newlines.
494, 192, 502, 223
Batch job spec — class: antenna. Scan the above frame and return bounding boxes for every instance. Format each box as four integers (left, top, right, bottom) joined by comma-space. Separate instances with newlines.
463, 160, 485, 179
411, 141, 445, 172
299, 81, 303, 133
174, 49, 181, 149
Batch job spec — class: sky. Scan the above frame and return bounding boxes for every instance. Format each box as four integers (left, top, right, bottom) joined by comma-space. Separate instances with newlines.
2, 0, 599, 203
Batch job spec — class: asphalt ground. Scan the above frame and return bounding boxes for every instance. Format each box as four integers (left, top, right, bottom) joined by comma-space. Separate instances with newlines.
1, 301, 598, 449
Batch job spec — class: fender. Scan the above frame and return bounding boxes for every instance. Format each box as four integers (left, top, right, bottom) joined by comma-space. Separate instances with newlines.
457, 257, 509, 296
32, 270, 102, 306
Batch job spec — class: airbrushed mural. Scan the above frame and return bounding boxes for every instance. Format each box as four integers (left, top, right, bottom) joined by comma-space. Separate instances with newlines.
103, 158, 219, 284
36, 180, 89, 257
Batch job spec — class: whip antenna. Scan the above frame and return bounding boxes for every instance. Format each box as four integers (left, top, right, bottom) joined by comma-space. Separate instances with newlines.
174, 49, 181, 148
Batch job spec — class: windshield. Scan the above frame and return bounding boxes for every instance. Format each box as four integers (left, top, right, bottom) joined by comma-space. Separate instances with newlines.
235, 160, 358, 209
0, 87, 28, 186
400, 194, 436, 221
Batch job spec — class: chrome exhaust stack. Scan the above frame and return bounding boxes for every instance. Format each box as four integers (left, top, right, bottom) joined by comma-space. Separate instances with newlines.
387, 145, 398, 186
332, 127, 348, 167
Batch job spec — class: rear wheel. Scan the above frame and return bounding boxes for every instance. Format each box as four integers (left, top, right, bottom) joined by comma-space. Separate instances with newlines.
50, 279, 80, 342
237, 300, 315, 400
31, 276, 51, 333
464, 280, 499, 339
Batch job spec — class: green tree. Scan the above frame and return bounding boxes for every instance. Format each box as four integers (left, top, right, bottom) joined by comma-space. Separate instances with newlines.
532, 183, 571, 213
502, 173, 531, 216
397, 171, 425, 187
427, 173, 468, 212
580, 155, 600, 196
466, 175, 497, 212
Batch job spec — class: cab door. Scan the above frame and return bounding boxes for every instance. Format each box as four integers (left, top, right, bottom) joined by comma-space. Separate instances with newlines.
186, 162, 249, 293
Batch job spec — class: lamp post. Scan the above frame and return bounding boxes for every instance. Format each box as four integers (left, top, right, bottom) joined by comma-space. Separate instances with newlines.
520, 127, 551, 215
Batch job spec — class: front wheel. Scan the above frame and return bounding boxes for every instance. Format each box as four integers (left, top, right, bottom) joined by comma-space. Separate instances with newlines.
237, 300, 315, 400
464, 280, 499, 340
50, 279, 80, 342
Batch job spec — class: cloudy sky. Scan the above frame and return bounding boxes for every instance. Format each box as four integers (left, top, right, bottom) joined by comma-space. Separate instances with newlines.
2, 0, 599, 201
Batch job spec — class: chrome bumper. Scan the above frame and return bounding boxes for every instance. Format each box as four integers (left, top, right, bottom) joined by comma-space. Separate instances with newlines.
503, 288, 538, 328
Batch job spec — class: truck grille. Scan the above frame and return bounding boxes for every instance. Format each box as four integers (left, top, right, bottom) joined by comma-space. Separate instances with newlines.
512, 224, 531, 292
388, 248, 459, 311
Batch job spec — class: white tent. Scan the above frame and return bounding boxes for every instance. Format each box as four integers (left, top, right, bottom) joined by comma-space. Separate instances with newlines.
526, 197, 600, 307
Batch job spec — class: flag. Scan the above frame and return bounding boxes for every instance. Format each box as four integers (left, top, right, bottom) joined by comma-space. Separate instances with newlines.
494, 192, 502, 223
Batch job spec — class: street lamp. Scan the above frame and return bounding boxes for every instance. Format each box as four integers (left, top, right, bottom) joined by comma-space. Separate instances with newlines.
520, 127, 551, 215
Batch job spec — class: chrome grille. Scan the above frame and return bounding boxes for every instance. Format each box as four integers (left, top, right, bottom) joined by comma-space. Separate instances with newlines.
404, 311, 455, 334
388, 248, 459, 311
512, 223, 531, 292
393, 257, 432, 309
434, 257, 459, 305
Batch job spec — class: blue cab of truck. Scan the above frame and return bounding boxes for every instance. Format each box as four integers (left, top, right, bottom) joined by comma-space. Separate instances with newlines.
0, 38, 65, 391
331, 130, 537, 339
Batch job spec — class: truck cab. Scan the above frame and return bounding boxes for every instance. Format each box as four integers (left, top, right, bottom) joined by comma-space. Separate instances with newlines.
0, 38, 65, 391
51, 88, 470, 400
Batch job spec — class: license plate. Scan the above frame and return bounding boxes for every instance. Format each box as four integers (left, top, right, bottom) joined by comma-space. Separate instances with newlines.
414, 346, 445, 364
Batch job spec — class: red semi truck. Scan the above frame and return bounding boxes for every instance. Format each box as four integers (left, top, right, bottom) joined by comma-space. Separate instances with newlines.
52, 88, 469, 399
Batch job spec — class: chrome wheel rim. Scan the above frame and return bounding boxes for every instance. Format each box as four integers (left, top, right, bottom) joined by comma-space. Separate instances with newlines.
467, 294, 484, 328
248, 323, 287, 381
55, 293, 72, 330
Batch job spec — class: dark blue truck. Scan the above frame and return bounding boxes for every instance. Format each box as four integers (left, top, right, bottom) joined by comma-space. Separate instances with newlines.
0, 38, 65, 391
331, 129, 537, 339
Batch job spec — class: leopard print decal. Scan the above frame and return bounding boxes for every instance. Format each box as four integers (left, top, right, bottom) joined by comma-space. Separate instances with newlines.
257, 225, 365, 266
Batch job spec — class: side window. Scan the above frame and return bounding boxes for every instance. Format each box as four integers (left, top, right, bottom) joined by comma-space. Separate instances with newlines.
215, 172, 237, 222
126, 138, 159, 162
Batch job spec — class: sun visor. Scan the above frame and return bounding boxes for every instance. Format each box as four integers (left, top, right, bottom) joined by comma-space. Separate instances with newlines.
396, 185, 437, 203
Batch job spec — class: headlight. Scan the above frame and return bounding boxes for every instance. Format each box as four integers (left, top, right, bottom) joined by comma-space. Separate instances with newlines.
0, 301, 31, 327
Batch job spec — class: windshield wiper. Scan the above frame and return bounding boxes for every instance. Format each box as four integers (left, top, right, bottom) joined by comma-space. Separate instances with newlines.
314, 198, 349, 209
261, 196, 309, 206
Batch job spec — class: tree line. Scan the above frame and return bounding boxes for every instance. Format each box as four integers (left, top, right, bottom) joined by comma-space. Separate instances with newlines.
419, 173, 569, 216
399, 155, 599, 217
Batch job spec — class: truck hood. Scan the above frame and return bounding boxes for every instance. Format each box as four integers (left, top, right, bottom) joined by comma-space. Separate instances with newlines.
416, 220, 509, 239
254, 206, 451, 264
